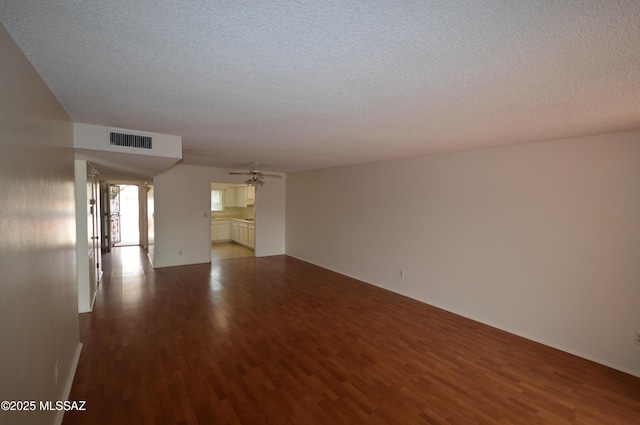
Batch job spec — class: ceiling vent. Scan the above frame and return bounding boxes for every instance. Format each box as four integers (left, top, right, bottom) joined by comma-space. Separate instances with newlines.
109, 131, 153, 150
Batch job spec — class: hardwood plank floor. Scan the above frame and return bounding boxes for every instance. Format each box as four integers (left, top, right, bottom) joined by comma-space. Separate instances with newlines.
64, 247, 640, 424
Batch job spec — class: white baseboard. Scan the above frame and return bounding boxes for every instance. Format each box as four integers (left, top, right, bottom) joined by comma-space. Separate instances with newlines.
285, 254, 640, 379
54, 342, 83, 425
147, 252, 155, 268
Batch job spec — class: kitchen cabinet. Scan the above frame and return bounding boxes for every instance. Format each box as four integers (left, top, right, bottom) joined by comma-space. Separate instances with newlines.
229, 219, 254, 249
238, 220, 248, 246
224, 187, 235, 208
246, 186, 255, 205
233, 186, 256, 207
218, 220, 231, 241
230, 219, 238, 242
211, 219, 231, 242
234, 186, 247, 207
248, 222, 255, 248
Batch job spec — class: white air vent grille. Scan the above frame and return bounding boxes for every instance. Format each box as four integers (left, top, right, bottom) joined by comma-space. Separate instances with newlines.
109, 132, 152, 149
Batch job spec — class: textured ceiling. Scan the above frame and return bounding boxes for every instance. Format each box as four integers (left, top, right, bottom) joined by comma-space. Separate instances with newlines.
1, 1, 639, 173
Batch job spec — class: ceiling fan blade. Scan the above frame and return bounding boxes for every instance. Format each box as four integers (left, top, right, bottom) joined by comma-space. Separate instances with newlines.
229, 162, 280, 182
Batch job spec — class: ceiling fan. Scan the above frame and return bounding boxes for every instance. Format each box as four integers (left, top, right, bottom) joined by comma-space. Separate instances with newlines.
229, 162, 281, 188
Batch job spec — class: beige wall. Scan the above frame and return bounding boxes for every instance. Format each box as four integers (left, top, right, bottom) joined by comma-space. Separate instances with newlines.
286, 131, 640, 377
74, 159, 92, 313
0, 23, 81, 425
211, 206, 254, 219
147, 182, 155, 262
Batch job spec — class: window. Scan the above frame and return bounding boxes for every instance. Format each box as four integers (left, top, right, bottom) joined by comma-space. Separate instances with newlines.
211, 189, 224, 211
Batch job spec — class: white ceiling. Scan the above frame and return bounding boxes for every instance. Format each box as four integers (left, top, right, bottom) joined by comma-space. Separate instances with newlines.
1, 1, 639, 173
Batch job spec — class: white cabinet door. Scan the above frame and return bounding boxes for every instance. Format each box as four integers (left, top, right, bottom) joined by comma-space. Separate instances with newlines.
218, 221, 231, 240
230, 220, 239, 242
238, 222, 248, 246
224, 188, 235, 207
248, 223, 255, 248
246, 186, 255, 205
235, 186, 248, 207
212, 220, 231, 242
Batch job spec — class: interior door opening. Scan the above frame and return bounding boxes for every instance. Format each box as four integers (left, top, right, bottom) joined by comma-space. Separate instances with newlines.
110, 184, 140, 247
211, 182, 255, 261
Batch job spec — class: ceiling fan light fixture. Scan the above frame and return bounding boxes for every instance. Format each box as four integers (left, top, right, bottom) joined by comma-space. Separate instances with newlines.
246, 175, 265, 188
231, 162, 280, 188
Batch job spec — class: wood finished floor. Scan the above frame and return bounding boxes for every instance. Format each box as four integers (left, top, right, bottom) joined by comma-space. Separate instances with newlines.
64, 247, 640, 424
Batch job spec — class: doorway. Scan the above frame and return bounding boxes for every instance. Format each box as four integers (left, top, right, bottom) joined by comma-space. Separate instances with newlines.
210, 182, 256, 260
109, 184, 140, 246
